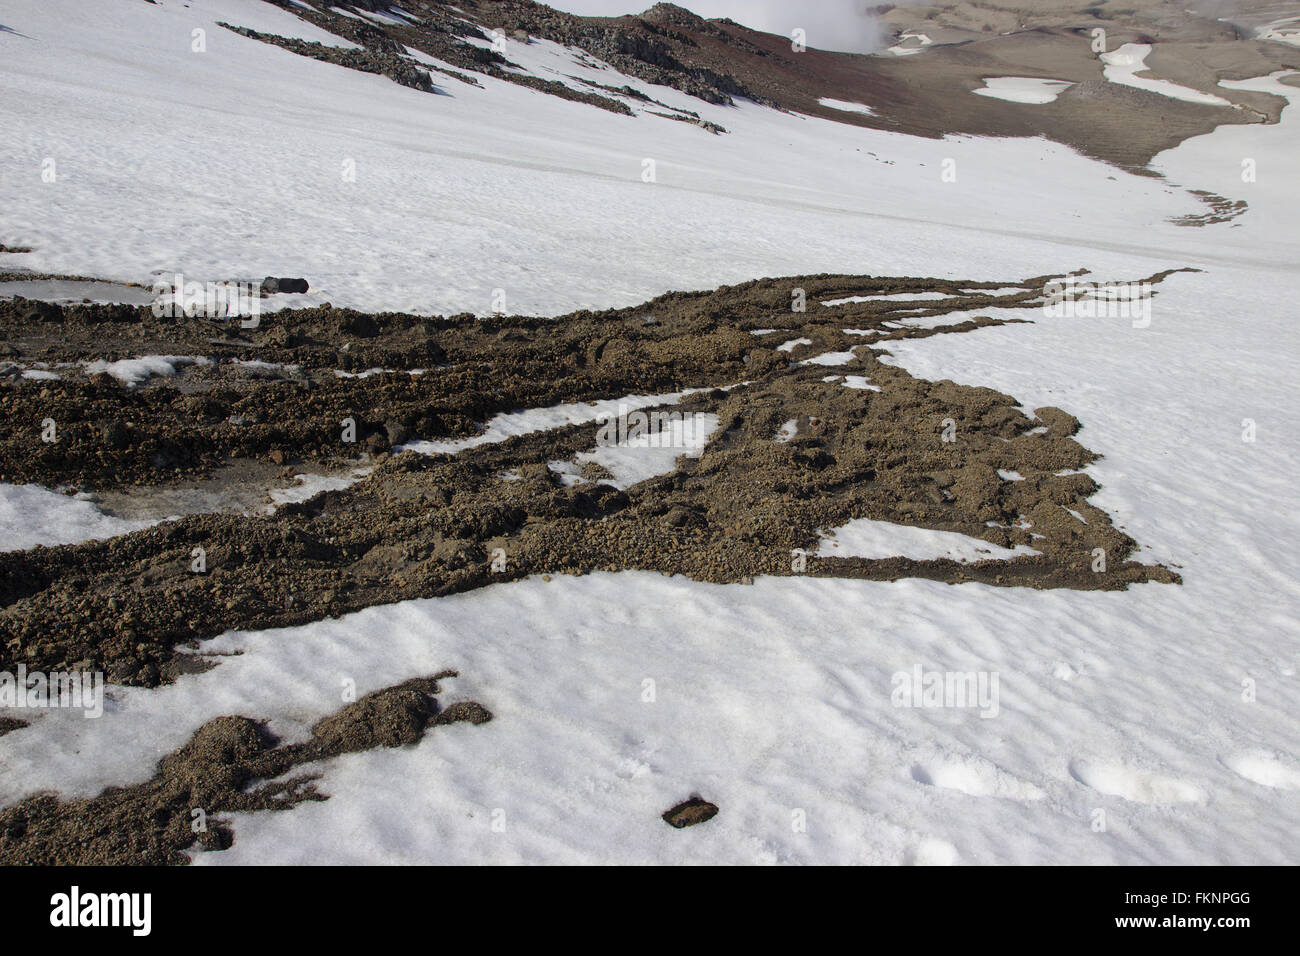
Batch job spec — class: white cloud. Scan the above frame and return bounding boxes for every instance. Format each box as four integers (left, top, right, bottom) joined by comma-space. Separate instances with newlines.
546, 0, 887, 54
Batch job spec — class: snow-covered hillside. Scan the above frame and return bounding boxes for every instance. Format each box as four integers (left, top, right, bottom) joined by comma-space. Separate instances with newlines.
4, 0, 1295, 316
1, 0, 1298, 865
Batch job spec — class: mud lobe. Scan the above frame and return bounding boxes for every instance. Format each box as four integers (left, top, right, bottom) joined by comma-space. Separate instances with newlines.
0, 270, 1184, 688
0, 671, 490, 865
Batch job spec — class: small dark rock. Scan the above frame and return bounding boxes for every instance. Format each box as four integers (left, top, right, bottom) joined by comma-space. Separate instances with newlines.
662, 796, 718, 829
384, 420, 411, 447
261, 277, 310, 295
102, 421, 130, 450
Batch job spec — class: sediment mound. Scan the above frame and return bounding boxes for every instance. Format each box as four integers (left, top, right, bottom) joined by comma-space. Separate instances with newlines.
0, 270, 1183, 687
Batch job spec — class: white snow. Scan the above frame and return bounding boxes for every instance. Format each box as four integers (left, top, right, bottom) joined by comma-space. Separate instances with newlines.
239, 2, 364, 48
877, 306, 1038, 332
266, 469, 373, 510
11, 567, 1291, 865
824, 292, 956, 305
81, 355, 210, 386
1100, 43, 1234, 107
1221, 750, 1300, 790
233, 358, 302, 376
817, 518, 1041, 562
333, 367, 425, 378
818, 98, 875, 116
4, 1, 1275, 318
800, 350, 859, 367
400, 391, 699, 456
1258, 17, 1300, 49
841, 375, 880, 391
326, 6, 366, 22
551, 413, 720, 490
972, 77, 1074, 105
0, 485, 157, 551
886, 33, 933, 57
1219, 70, 1300, 100
350, 6, 417, 28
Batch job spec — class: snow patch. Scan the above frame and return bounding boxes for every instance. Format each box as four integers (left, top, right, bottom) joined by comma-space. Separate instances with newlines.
401, 391, 700, 456
818, 98, 875, 116
0, 484, 158, 551
82, 355, 210, 386
1101, 44, 1233, 107
817, 518, 1041, 562
972, 77, 1074, 105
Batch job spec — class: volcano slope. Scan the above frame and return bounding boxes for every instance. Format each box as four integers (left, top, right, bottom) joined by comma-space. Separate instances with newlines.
0, 270, 1183, 689
227, 0, 1299, 170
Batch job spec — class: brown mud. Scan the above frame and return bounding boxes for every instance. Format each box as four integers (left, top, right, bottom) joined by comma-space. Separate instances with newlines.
0, 271, 1183, 689
0, 671, 490, 864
